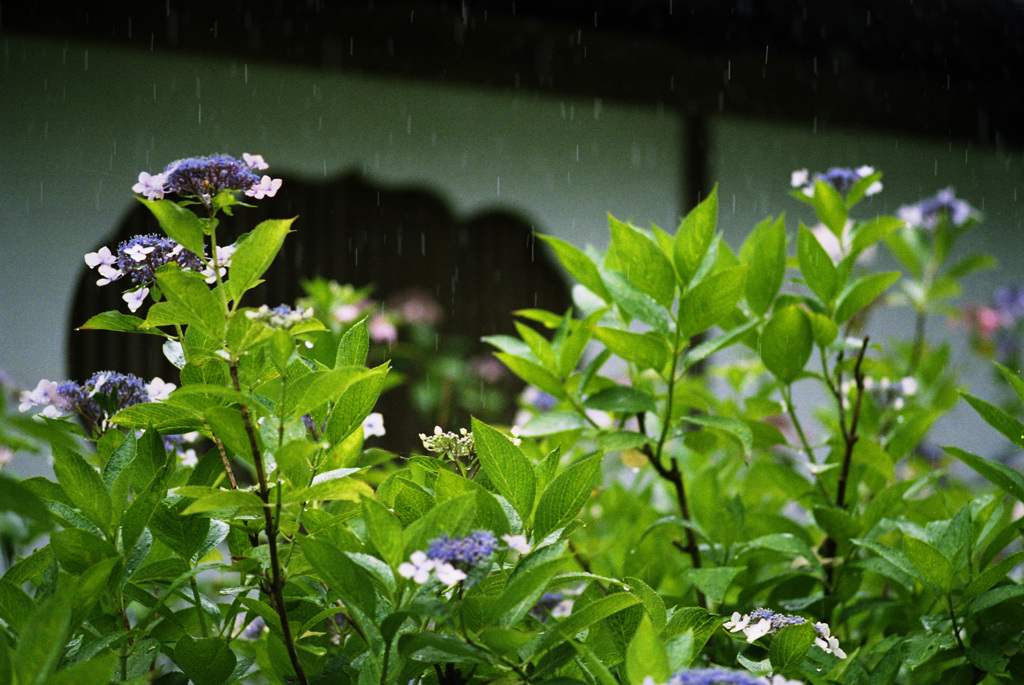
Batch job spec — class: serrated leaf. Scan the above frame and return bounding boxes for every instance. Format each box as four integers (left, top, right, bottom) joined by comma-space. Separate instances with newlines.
172, 636, 236, 685
740, 214, 787, 316
494, 353, 568, 401
590, 327, 670, 373
139, 198, 206, 256
768, 622, 817, 674
674, 187, 718, 286
13, 593, 73, 685
473, 418, 536, 523
678, 265, 748, 338
944, 445, 1024, 503
155, 266, 226, 340
336, 317, 369, 368
600, 268, 673, 335
960, 392, 1024, 452
534, 592, 642, 653
607, 215, 676, 308
534, 454, 600, 540
835, 271, 901, 324
902, 536, 952, 593
626, 614, 670, 685
584, 387, 657, 414
759, 305, 813, 384
811, 179, 849, 236
797, 224, 838, 305
684, 566, 744, 603
76, 311, 160, 335
51, 446, 112, 532
228, 217, 294, 301
540, 235, 612, 302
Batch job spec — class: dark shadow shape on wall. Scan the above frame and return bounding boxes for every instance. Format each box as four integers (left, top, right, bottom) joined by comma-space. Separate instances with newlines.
68, 171, 571, 452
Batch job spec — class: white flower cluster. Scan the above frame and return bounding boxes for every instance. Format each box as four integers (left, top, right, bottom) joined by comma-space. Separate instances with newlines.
244, 304, 314, 329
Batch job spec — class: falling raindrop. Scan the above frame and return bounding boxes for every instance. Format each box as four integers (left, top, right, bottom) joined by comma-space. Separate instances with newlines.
84, 49, 88, 70
244, 64, 248, 83
496, 177, 501, 196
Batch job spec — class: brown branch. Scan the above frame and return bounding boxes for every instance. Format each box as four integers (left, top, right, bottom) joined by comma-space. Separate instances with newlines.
230, 363, 309, 685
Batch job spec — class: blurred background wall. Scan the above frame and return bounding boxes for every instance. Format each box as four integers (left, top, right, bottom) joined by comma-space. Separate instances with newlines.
2, 1, 1022, 467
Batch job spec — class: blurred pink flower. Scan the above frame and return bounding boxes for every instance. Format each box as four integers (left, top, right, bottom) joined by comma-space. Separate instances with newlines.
389, 288, 444, 327
368, 313, 398, 344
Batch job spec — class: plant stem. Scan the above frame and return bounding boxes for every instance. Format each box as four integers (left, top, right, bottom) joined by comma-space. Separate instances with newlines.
190, 575, 209, 637
834, 337, 869, 510
230, 363, 309, 685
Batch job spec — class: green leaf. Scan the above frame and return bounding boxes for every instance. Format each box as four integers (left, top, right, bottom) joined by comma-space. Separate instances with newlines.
76, 311, 160, 335
743, 533, 824, 574
534, 454, 601, 540
607, 215, 676, 308
519, 411, 586, 437
112, 402, 204, 434
172, 636, 237, 685
768, 622, 817, 674
398, 633, 488, 664
51, 446, 112, 532
0, 579, 34, 632
677, 265, 748, 338
759, 305, 813, 384
679, 415, 753, 457
494, 353, 568, 401
533, 592, 642, 653
155, 266, 226, 340
903, 536, 953, 593
336, 317, 369, 368
590, 328, 670, 373
539, 234, 612, 302
45, 652, 121, 685
514, 321, 558, 374
148, 502, 211, 561
299, 537, 381, 647
740, 214, 787, 316
684, 566, 744, 604
797, 224, 838, 305
283, 366, 368, 421
50, 529, 118, 575
584, 387, 657, 414
473, 417, 536, 523
960, 392, 1024, 452
204, 406, 254, 463
626, 614, 671, 685
807, 310, 838, 348
180, 488, 265, 515
324, 364, 389, 442
944, 445, 1024, 504
362, 498, 405, 568
811, 179, 848, 236
674, 187, 718, 286
835, 271, 901, 324
0, 475, 52, 535
139, 198, 206, 256
850, 215, 904, 258
600, 268, 673, 335
489, 557, 566, 628
14, 593, 73, 685
228, 218, 294, 301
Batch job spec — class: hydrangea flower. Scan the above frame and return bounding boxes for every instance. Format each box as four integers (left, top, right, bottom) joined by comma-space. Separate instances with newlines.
399, 530, 498, 587
368, 313, 398, 344
244, 304, 313, 329
427, 530, 498, 569
791, 166, 881, 198
723, 609, 846, 659
502, 533, 531, 554
19, 372, 172, 436
132, 171, 169, 201
362, 412, 386, 438
133, 153, 283, 205
897, 187, 977, 229
163, 431, 200, 467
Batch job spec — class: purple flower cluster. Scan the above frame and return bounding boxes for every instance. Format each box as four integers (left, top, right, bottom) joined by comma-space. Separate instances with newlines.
19, 371, 173, 435
85, 235, 237, 312
791, 166, 881, 198
244, 304, 313, 329
668, 669, 768, 685
131, 152, 282, 203
897, 187, 976, 230
426, 530, 498, 570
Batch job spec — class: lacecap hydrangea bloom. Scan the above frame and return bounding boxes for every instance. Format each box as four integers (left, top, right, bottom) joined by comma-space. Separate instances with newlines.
19, 372, 174, 435
131, 152, 282, 204
897, 187, 977, 229
724, 608, 846, 659
791, 166, 881, 198
642, 669, 803, 685
84, 234, 236, 312
398, 530, 498, 586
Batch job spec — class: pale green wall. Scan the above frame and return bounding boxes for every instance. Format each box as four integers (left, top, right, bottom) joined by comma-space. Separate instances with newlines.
0, 34, 683, 390
3, 32, 1023, 463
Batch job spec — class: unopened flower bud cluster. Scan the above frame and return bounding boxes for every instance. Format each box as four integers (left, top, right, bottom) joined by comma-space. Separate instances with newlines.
245, 304, 314, 329
841, 376, 918, 412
